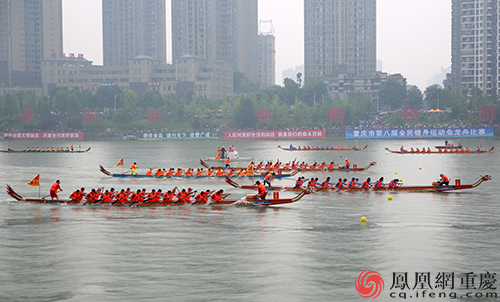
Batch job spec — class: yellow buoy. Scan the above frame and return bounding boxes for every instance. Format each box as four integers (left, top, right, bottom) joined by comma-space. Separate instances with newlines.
17, 170, 20, 173
399, 179, 402, 182
419, 167, 422, 170
69, 166, 72, 169
388, 196, 393, 200
163, 177, 167, 180
360, 217, 367, 223
395, 172, 398, 174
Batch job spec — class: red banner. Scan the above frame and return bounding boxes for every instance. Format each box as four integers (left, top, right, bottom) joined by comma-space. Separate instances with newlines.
2, 132, 83, 139
224, 130, 325, 140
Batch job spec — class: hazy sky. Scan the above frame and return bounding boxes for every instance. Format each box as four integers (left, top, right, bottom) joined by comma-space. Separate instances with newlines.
62, 0, 451, 91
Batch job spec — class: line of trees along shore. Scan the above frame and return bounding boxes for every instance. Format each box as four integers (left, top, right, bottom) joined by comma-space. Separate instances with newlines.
0, 75, 497, 133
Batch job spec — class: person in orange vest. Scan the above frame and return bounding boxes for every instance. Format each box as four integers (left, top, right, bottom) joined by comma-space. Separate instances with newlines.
294, 176, 306, 188
85, 189, 97, 204
147, 189, 157, 201
373, 177, 386, 189
209, 189, 230, 205
130, 189, 143, 203
114, 189, 126, 204
320, 177, 332, 189
438, 174, 450, 186
334, 178, 343, 189
345, 158, 350, 169
69, 189, 81, 202
361, 178, 371, 189
224, 157, 230, 167
348, 177, 357, 188
388, 179, 399, 188
263, 171, 275, 186
146, 168, 153, 175
255, 181, 267, 200
50, 180, 63, 200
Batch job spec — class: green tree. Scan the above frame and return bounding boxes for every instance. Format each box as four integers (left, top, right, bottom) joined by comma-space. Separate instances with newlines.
232, 94, 257, 128
269, 95, 289, 128
281, 78, 301, 105
406, 86, 423, 109
114, 108, 133, 123
378, 78, 407, 110
20, 93, 37, 110
94, 85, 122, 109
4, 94, 21, 116
52, 89, 69, 114
296, 72, 302, 87
139, 90, 164, 109
221, 97, 231, 119
302, 81, 327, 107
292, 99, 310, 126
67, 93, 81, 117
124, 90, 139, 111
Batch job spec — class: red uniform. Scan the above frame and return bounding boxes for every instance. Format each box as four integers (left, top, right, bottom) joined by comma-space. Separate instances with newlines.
50, 182, 61, 199
257, 183, 267, 199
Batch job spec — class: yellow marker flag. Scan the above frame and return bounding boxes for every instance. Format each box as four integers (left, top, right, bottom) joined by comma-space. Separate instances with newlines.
116, 158, 124, 167
27, 174, 40, 187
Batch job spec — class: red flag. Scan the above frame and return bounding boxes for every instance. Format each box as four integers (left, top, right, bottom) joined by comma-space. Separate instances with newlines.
27, 174, 40, 187
116, 158, 124, 167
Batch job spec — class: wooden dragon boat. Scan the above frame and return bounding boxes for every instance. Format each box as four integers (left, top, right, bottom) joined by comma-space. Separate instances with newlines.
99, 165, 298, 179
0, 147, 91, 153
385, 147, 494, 154
200, 159, 376, 172
6, 185, 308, 207
278, 145, 367, 151
225, 175, 492, 193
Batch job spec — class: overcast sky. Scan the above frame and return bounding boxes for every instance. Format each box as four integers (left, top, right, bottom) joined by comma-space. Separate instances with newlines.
62, 0, 451, 91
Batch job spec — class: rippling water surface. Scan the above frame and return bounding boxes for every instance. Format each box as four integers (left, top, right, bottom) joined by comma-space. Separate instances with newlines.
0, 138, 499, 301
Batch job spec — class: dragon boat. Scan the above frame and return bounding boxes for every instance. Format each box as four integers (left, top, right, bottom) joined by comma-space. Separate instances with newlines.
0, 147, 91, 153
225, 175, 492, 192
6, 185, 308, 207
278, 145, 367, 151
385, 147, 494, 154
99, 165, 298, 179
200, 159, 376, 172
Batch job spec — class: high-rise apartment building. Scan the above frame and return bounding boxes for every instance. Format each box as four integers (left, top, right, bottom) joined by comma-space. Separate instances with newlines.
171, 0, 258, 83
258, 20, 276, 88
0, 0, 63, 86
304, 0, 376, 83
448, 0, 498, 95
102, 0, 166, 66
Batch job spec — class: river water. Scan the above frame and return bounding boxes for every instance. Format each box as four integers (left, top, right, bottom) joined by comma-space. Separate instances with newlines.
0, 138, 499, 301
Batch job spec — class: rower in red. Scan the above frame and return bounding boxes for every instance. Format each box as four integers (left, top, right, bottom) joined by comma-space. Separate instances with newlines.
50, 180, 62, 200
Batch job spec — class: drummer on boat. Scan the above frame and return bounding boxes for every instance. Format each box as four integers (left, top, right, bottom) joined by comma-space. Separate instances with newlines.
438, 174, 450, 186
255, 181, 267, 200
50, 180, 63, 200
345, 158, 350, 169
130, 162, 138, 175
